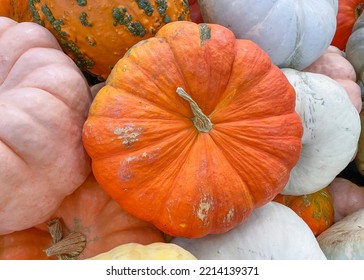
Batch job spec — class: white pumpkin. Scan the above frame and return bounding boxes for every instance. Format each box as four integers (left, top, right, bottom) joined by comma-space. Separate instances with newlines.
172, 202, 326, 260
317, 208, 364, 260
281, 69, 361, 195
197, 0, 338, 69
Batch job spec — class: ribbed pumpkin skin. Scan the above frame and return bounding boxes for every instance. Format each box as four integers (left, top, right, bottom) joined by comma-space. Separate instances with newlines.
82, 21, 303, 238
0, 174, 165, 260
0, 17, 92, 235
10, 0, 190, 79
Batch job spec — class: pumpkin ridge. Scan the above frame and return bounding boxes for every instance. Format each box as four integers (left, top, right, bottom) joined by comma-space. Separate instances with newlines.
154, 133, 254, 236
154, 21, 236, 115
107, 38, 193, 118
88, 87, 190, 120
208, 127, 299, 204
209, 43, 281, 120
94, 130, 198, 223
84, 121, 196, 160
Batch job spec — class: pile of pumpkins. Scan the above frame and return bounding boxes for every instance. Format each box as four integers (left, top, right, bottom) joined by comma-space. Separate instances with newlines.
1, 0, 364, 260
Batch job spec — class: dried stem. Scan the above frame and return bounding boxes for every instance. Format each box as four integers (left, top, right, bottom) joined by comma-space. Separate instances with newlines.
45, 218, 87, 260
176, 87, 213, 132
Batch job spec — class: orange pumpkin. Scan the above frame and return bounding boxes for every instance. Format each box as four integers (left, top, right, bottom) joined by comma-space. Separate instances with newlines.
0, 0, 190, 80
0, 174, 164, 260
82, 21, 303, 238
273, 187, 334, 236
0, 0, 32, 21
331, 0, 364, 50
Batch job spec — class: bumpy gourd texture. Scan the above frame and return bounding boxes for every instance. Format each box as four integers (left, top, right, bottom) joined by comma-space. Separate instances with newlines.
24, 0, 191, 79
82, 21, 303, 238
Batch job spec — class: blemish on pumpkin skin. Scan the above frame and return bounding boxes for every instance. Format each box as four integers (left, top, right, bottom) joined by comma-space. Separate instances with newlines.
114, 125, 143, 147
196, 194, 212, 224
118, 149, 161, 182
223, 208, 235, 225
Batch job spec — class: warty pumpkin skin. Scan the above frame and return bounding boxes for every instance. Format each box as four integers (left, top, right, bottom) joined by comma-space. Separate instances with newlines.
0, 0, 32, 21
273, 187, 334, 236
0, 173, 165, 260
3, 0, 191, 80
0, 17, 92, 235
82, 21, 303, 238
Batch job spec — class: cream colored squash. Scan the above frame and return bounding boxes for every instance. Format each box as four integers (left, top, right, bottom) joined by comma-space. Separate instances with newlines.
88, 242, 197, 260
281, 69, 361, 195
317, 208, 364, 259
172, 202, 326, 260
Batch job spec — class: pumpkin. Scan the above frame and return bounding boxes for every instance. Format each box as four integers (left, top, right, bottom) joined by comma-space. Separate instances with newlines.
0, 0, 32, 21
188, 0, 203, 23
197, 0, 338, 69
0, 17, 92, 235
82, 21, 303, 238
317, 208, 364, 259
327, 177, 364, 222
273, 187, 334, 236
281, 68, 361, 195
0, 1, 191, 80
346, 12, 364, 85
303, 45, 362, 113
172, 202, 327, 260
88, 242, 197, 260
0, 173, 165, 260
331, 0, 364, 50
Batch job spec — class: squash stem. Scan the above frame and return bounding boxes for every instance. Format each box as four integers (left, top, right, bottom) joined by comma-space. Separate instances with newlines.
176, 87, 213, 132
45, 218, 87, 260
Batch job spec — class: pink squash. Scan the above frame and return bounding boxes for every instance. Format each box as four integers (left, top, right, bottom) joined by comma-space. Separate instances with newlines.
304, 45, 362, 113
0, 17, 92, 234
327, 177, 364, 222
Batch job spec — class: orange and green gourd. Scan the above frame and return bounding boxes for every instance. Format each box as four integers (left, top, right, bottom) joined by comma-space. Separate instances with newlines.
273, 187, 335, 236
0, 0, 191, 79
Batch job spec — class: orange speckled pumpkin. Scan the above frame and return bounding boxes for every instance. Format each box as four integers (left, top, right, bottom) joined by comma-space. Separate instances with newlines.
82, 21, 303, 238
1, 0, 191, 79
0, 174, 164, 260
0, 0, 32, 21
273, 187, 334, 236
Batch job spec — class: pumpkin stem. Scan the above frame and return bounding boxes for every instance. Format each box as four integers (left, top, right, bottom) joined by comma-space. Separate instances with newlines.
45, 218, 87, 260
176, 87, 213, 132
